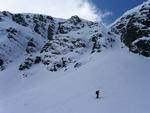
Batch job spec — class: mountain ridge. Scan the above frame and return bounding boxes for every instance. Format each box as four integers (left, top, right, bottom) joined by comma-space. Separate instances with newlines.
1, 0, 150, 72
0, 11, 115, 71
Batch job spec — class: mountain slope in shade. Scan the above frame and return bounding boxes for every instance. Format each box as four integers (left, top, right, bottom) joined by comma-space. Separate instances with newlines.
111, 0, 150, 57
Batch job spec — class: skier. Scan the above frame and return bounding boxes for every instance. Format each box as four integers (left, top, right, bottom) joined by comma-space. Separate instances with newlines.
96, 90, 100, 99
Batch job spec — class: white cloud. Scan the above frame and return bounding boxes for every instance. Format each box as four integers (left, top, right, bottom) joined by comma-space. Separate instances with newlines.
0, 0, 111, 21
101, 11, 113, 19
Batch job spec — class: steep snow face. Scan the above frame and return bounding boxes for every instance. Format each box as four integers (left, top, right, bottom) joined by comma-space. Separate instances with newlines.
111, 0, 150, 57
0, 11, 115, 71
0, 11, 52, 70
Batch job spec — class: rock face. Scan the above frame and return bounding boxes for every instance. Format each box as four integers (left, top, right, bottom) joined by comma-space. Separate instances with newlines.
0, 12, 115, 71
111, 1, 150, 57
1, 1, 150, 72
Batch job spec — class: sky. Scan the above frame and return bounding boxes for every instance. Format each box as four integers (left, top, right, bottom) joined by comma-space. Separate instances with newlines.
91, 0, 147, 24
0, 0, 147, 24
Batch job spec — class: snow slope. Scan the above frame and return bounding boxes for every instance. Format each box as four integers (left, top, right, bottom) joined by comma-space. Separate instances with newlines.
0, 45, 150, 113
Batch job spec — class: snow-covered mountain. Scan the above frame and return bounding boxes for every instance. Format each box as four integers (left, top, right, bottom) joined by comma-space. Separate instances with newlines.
0, 1, 150, 113
0, 11, 115, 71
111, 0, 150, 57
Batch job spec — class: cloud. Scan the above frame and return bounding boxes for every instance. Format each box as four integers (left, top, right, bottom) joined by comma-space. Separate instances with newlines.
101, 11, 113, 19
0, 0, 111, 21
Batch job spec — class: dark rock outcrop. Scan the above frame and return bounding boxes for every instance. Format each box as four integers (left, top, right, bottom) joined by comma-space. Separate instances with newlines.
111, 1, 150, 57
